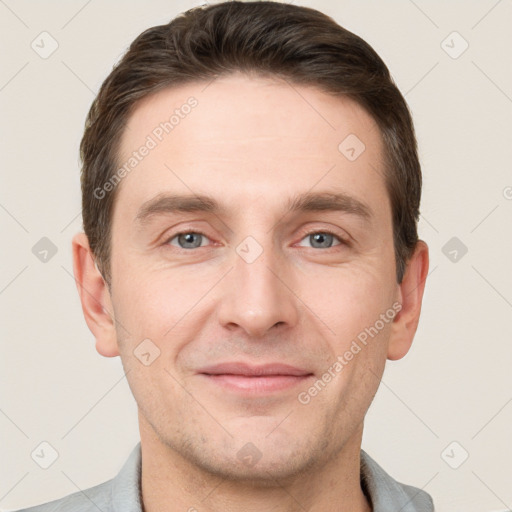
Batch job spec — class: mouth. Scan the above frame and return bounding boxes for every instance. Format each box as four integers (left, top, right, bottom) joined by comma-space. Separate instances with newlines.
197, 362, 315, 394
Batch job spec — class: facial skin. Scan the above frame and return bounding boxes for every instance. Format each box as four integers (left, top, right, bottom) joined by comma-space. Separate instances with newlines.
73, 73, 428, 512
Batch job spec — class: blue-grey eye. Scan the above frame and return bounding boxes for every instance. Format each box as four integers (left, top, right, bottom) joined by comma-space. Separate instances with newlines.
311, 233, 334, 248
170, 232, 206, 249
298, 232, 341, 249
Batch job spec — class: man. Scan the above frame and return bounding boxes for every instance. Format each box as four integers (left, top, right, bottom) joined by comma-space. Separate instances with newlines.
17, 1, 431, 510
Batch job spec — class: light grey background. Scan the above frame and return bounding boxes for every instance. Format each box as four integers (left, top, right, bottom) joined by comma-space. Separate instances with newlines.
1, 1, 511, 511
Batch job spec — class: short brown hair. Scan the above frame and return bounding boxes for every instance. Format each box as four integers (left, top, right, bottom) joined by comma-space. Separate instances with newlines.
80, 0, 421, 286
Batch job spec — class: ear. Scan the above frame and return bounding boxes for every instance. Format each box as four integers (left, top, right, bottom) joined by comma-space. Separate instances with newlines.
387, 240, 429, 361
72, 232, 119, 357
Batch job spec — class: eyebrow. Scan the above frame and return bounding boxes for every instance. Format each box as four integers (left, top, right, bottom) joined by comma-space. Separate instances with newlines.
135, 191, 373, 224
287, 191, 372, 220
136, 194, 222, 224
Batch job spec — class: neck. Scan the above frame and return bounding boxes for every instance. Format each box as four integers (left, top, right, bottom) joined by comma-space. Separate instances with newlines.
139, 416, 371, 512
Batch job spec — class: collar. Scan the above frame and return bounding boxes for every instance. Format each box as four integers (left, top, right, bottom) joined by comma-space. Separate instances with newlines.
360, 449, 434, 511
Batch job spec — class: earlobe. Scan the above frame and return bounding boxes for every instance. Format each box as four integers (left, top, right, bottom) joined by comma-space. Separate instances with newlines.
72, 232, 119, 357
387, 240, 429, 361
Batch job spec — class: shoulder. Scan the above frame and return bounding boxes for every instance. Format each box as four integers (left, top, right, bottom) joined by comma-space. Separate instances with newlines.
11, 443, 142, 512
11, 478, 114, 512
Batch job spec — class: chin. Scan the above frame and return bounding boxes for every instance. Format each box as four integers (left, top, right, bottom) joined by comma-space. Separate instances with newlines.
196, 454, 318, 486
170, 430, 326, 486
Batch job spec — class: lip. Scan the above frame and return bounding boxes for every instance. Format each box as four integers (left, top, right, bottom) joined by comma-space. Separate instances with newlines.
197, 362, 314, 394
198, 362, 312, 377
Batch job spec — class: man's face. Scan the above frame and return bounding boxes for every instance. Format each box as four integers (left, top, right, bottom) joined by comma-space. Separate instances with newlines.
107, 73, 399, 480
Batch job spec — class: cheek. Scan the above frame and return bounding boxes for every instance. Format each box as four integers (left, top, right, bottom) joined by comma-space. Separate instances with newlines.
297, 264, 395, 345
111, 261, 214, 366
112, 256, 187, 323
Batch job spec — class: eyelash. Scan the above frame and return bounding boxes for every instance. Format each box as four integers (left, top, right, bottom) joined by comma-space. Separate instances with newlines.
164, 229, 348, 251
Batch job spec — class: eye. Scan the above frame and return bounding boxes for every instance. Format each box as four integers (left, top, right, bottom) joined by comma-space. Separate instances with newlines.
297, 231, 344, 249
167, 231, 210, 249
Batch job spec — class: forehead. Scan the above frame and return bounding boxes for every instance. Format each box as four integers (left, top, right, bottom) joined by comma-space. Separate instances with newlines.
114, 73, 389, 223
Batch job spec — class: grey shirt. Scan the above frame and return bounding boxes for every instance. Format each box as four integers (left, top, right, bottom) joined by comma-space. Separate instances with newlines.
15, 443, 434, 512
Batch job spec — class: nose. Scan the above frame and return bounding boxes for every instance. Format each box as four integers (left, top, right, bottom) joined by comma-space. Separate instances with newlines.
216, 240, 299, 339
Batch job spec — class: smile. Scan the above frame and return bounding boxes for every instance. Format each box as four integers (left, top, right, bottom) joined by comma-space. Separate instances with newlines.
197, 362, 314, 394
